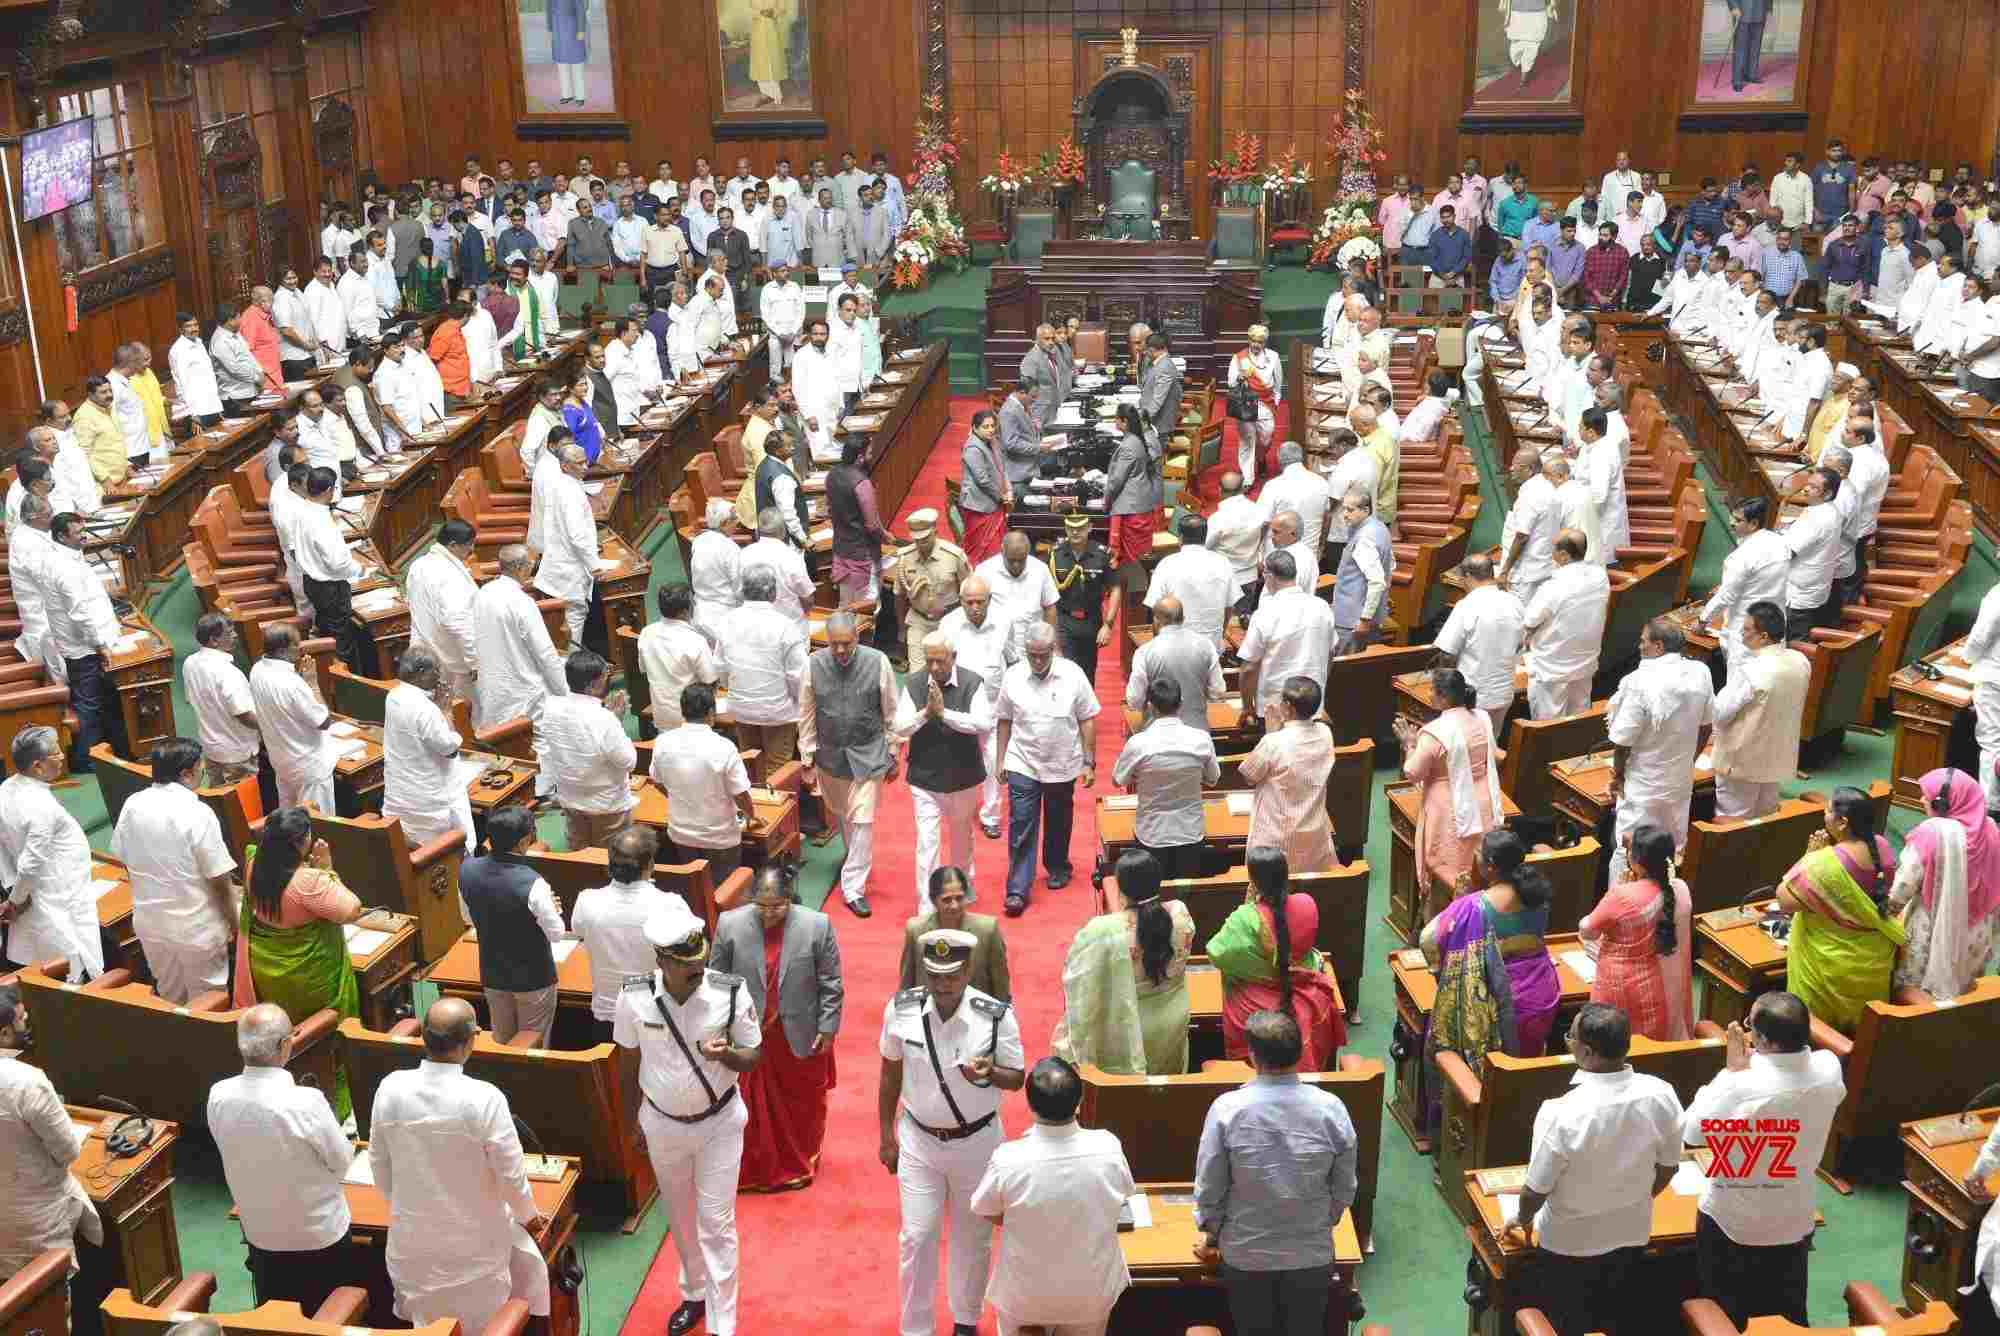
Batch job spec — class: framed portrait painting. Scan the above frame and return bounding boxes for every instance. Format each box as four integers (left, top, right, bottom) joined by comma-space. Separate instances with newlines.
1681, 0, 1816, 129
504, 0, 631, 138
703, 0, 830, 139
1461, 0, 1590, 133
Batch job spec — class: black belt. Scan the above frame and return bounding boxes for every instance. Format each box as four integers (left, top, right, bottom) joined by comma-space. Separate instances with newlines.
906, 1110, 995, 1142
646, 1086, 737, 1125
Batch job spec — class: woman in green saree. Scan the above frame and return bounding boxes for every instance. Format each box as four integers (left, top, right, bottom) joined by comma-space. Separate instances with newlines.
230, 806, 366, 1117
1050, 849, 1196, 1075
1775, 786, 1905, 1034
1208, 846, 1346, 1070
403, 237, 446, 315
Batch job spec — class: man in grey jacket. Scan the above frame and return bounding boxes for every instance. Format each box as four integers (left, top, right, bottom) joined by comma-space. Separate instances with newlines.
1016, 323, 1068, 425
804, 187, 849, 269
1138, 331, 1183, 451
997, 384, 1045, 493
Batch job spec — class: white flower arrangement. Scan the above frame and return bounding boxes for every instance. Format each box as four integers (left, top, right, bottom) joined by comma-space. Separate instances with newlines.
1336, 235, 1383, 268
896, 238, 935, 266
980, 173, 1031, 195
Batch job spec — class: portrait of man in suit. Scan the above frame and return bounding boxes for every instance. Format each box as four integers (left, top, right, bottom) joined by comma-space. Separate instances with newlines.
718, 0, 813, 112
514, 0, 616, 115
1693, 0, 1807, 104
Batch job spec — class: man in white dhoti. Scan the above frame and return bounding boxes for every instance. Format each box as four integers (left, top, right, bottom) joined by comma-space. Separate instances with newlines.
110, 738, 239, 1004
405, 521, 482, 713
372, 999, 549, 1336
1500, 0, 1555, 82
1499, 444, 1561, 608
894, 633, 995, 913
1606, 617, 1716, 880
474, 545, 569, 799
533, 444, 601, 645
249, 624, 341, 815
939, 577, 1016, 842
381, 646, 478, 853
689, 499, 744, 646
1521, 530, 1609, 719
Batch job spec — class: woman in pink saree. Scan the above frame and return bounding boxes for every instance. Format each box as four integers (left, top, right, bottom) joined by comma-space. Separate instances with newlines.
1580, 823, 1694, 1041
1394, 668, 1506, 899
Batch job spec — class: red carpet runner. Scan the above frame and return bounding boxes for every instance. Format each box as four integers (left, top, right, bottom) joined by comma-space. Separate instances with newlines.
619, 394, 1282, 1335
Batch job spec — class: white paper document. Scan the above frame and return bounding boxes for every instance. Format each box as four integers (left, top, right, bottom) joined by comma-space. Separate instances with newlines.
1558, 949, 1597, 983
343, 1148, 375, 1186
1670, 1161, 1710, 1196
89, 878, 122, 902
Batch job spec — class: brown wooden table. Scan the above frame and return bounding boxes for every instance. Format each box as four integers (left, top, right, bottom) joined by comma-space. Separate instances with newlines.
103, 451, 205, 588
1898, 1107, 2000, 1320
1692, 899, 1788, 1029
67, 1102, 182, 1336
104, 612, 177, 761
1096, 793, 1254, 871
1546, 748, 1716, 846
630, 781, 801, 868
1383, 781, 1524, 946
1888, 635, 1978, 813
345, 909, 422, 1032
425, 930, 597, 1036
348, 447, 445, 571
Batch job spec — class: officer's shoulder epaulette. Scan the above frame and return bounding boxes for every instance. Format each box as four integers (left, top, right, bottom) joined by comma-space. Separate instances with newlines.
621, 973, 653, 991
893, 987, 928, 1011
968, 994, 1011, 1019
935, 539, 966, 559
706, 968, 746, 990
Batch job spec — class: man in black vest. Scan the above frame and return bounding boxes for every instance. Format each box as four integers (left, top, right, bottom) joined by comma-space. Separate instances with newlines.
800, 611, 898, 918
457, 805, 565, 1043
893, 632, 995, 914
583, 341, 622, 444
754, 429, 811, 547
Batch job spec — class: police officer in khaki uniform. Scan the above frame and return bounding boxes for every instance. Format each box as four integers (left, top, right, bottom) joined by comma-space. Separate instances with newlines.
1050, 512, 1117, 680
879, 928, 1024, 1336
614, 901, 761, 1336
895, 508, 971, 673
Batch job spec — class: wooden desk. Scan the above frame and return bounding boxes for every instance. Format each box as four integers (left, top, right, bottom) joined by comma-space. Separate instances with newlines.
349, 448, 445, 571
66, 1103, 182, 1336
1546, 749, 1716, 886
425, 932, 597, 1045
630, 782, 801, 869
1912, 383, 2000, 530
324, 718, 386, 816
1107, 1181, 1360, 1336
1890, 637, 1980, 811
345, 910, 422, 1032
1462, 1158, 1709, 1336
289, 1146, 581, 1336
1692, 900, 1788, 1029
1096, 793, 1253, 873
1385, 935, 1594, 1154
104, 613, 177, 761
1898, 1107, 2000, 1319
91, 857, 141, 976
1383, 781, 1524, 946
857, 342, 953, 526
104, 452, 205, 587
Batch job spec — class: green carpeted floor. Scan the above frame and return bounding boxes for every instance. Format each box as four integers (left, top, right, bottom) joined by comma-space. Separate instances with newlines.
59, 390, 1953, 1332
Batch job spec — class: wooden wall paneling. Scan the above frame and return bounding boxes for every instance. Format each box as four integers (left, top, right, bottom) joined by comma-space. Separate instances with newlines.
149, 56, 211, 342
269, 26, 316, 283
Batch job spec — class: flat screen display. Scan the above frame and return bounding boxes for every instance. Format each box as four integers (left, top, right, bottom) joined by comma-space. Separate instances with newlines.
21, 116, 94, 223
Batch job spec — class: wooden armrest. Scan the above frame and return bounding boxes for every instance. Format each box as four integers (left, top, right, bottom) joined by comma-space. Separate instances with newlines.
184, 989, 232, 1013
155, 1273, 220, 1313
1841, 1281, 1900, 1327
409, 829, 469, 866
1613, 544, 1671, 561
713, 866, 752, 915
1435, 1049, 1482, 1108
0, 1251, 75, 1323
389, 1017, 422, 1038
290, 1006, 342, 1052
1679, 1299, 1744, 1336
476, 715, 535, 747
481, 1298, 535, 1336
311, 1287, 373, 1326
1513, 1311, 1563, 1336
1807, 1013, 1853, 1060
1805, 626, 1857, 645
0, 684, 71, 708
766, 760, 803, 795
83, 967, 134, 991
1842, 606, 1892, 627
1337, 1052, 1372, 1075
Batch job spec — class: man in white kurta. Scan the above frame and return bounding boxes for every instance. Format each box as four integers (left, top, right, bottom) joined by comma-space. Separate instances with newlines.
789, 322, 841, 452
1205, 472, 1270, 603
1499, 445, 1561, 608
182, 614, 264, 787
1709, 603, 1810, 821
110, 740, 239, 1003
1226, 329, 1282, 483
742, 514, 816, 621
1606, 618, 1716, 879
534, 446, 601, 644
975, 536, 1060, 661
893, 635, 996, 914
474, 546, 570, 798
1434, 555, 1526, 740
7, 499, 62, 681
372, 1000, 548, 1336
382, 649, 477, 852
249, 628, 341, 813
1144, 518, 1237, 651
638, 584, 721, 731
688, 500, 744, 645
1577, 395, 1630, 555
1702, 499, 1791, 676
337, 258, 381, 346
301, 261, 349, 367
168, 316, 224, 423
0, 1005, 103, 1277
1547, 453, 1603, 565
1237, 551, 1337, 725
406, 525, 482, 710
0, 727, 101, 980
1520, 532, 1609, 720
828, 300, 866, 406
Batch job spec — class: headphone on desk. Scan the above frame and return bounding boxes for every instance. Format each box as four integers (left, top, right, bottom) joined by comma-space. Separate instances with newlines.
95, 1096, 153, 1159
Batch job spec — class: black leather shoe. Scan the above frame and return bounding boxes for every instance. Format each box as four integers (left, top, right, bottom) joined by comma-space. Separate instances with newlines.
1046, 872, 1072, 890
667, 1300, 706, 1336
1004, 895, 1027, 917
953, 1325, 979, 1336
846, 894, 873, 918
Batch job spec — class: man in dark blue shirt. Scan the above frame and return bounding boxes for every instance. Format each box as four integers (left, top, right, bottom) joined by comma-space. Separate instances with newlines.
1428, 205, 1473, 286
1681, 180, 1729, 253
1819, 215, 1869, 313
1811, 143, 1857, 228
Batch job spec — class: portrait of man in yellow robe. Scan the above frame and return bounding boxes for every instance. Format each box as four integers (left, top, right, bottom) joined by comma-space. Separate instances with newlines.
719, 0, 809, 110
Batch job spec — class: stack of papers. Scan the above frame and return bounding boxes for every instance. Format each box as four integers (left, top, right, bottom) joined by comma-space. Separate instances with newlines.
333, 739, 370, 760
591, 557, 620, 572
551, 939, 582, 964
343, 1149, 376, 1186
1558, 949, 1597, 982
89, 878, 122, 902
344, 925, 391, 956
1225, 793, 1253, 817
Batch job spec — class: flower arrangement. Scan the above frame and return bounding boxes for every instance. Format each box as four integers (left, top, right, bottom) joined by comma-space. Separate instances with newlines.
895, 93, 969, 290
1262, 144, 1313, 196
1328, 88, 1390, 206
1207, 131, 1265, 206
1049, 136, 1086, 187
979, 149, 1038, 196
1308, 202, 1382, 271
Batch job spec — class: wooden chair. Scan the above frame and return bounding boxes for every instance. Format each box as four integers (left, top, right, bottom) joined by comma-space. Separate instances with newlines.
16, 959, 340, 1128
90, 743, 263, 869
1499, 703, 1612, 819
340, 1018, 656, 1228
99, 1280, 519, 1336
1529, 836, 1604, 937
0, 1251, 73, 1336
1434, 1030, 1728, 1223
1079, 1057, 1385, 1249
1140, 862, 1373, 1013
1679, 782, 1890, 916
1811, 975, 2000, 1190
441, 467, 532, 548
308, 810, 470, 962
1794, 621, 1883, 745
1325, 642, 1438, 747
511, 844, 752, 934
1677, 1281, 1957, 1335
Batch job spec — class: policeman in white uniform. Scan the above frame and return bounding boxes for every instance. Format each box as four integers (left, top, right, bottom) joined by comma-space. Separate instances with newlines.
614, 902, 761, 1336
879, 928, 1026, 1336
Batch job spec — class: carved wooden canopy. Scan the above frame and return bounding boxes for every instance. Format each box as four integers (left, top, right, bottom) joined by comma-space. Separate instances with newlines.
1072, 61, 1187, 214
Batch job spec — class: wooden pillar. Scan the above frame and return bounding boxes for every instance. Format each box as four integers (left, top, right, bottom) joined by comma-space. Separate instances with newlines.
149, 48, 207, 324
269, 18, 316, 280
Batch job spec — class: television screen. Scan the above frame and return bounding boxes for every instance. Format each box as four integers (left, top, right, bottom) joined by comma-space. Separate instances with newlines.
21, 117, 94, 224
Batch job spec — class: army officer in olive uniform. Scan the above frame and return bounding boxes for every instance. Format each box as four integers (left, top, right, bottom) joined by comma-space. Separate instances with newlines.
1050, 512, 1117, 680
